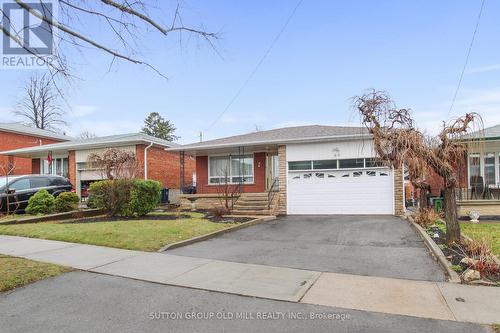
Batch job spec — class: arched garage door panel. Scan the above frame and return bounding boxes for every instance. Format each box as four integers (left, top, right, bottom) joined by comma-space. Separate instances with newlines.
287, 169, 394, 215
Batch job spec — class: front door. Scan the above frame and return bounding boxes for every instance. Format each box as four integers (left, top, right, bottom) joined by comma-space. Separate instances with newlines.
266, 154, 279, 190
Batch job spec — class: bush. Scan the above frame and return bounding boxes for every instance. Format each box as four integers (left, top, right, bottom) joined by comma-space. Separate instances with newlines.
207, 206, 230, 219
88, 179, 161, 217
86, 193, 97, 209
124, 179, 161, 217
26, 189, 55, 215
54, 192, 80, 212
413, 208, 442, 228
88, 179, 133, 216
461, 238, 500, 278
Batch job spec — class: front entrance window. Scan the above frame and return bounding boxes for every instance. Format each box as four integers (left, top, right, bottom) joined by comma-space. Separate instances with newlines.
41, 157, 69, 177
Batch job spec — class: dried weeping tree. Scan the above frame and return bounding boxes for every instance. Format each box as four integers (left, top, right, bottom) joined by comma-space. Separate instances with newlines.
0, 1, 219, 79
87, 148, 139, 180
354, 90, 483, 245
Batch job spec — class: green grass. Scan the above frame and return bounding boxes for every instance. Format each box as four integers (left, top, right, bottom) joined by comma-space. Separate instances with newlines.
434, 220, 447, 233
460, 222, 500, 257
0, 255, 69, 292
0, 212, 238, 252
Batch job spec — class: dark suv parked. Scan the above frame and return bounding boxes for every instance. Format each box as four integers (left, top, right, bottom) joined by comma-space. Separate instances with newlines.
0, 175, 73, 213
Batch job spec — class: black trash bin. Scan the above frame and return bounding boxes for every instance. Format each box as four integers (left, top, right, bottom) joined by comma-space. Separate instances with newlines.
160, 188, 169, 204
181, 185, 196, 194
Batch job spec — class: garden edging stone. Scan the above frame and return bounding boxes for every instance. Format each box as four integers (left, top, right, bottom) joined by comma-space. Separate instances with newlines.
406, 216, 461, 283
158, 216, 276, 252
0, 209, 105, 225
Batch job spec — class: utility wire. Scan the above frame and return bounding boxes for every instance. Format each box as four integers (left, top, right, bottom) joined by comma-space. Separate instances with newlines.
447, 0, 486, 116
205, 0, 304, 132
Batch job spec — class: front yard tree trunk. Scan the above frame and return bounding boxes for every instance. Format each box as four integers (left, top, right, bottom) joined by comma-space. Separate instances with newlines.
419, 187, 428, 210
443, 187, 460, 245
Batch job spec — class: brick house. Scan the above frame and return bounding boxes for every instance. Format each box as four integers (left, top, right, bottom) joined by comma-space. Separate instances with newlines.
170, 125, 405, 216
424, 124, 500, 217
1, 133, 195, 203
0, 122, 71, 175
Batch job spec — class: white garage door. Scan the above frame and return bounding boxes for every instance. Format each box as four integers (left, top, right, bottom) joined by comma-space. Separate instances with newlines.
287, 168, 394, 215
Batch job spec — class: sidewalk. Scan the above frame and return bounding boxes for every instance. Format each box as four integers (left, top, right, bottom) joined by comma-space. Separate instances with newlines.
1, 235, 499, 325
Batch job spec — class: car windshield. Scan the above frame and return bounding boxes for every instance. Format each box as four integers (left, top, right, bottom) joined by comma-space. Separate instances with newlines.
0, 176, 21, 190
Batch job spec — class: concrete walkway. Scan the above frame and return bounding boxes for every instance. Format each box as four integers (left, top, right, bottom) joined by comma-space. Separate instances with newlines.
1, 235, 499, 325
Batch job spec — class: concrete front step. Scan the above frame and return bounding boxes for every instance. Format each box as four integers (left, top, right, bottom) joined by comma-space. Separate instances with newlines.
234, 205, 268, 210
235, 201, 268, 206
238, 196, 268, 200
239, 193, 268, 198
232, 210, 272, 215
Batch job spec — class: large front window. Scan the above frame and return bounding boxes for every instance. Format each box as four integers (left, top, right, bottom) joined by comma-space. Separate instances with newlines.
209, 155, 254, 184
468, 152, 500, 188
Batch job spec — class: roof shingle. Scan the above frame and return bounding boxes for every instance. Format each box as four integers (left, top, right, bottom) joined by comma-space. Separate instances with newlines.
174, 125, 370, 150
0, 122, 72, 141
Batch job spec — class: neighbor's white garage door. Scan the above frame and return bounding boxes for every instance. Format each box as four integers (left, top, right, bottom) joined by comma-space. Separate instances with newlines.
287, 168, 394, 215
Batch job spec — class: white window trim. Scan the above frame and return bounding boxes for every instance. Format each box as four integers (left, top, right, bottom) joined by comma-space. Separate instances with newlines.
287, 157, 386, 172
467, 152, 500, 188
40, 156, 69, 177
207, 153, 255, 185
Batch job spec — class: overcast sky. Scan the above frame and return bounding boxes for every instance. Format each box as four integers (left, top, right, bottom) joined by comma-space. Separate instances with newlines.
1, 0, 499, 143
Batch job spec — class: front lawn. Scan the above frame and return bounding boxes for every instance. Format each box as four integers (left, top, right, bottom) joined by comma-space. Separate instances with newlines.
460, 222, 500, 257
0, 255, 69, 292
0, 212, 239, 252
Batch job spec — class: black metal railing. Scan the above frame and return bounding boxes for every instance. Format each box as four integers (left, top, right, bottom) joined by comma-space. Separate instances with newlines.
267, 177, 279, 209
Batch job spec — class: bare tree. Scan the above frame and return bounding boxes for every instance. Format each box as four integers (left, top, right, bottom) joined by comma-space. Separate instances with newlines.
354, 90, 483, 245
213, 165, 241, 212
14, 74, 66, 131
87, 148, 138, 180
0, 1, 219, 79
0, 160, 20, 215
77, 130, 97, 140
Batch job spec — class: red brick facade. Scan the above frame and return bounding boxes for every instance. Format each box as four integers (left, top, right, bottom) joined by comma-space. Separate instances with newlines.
426, 157, 468, 196
68, 150, 76, 189
195, 152, 267, 194
135, 145, 195, 188
0, 131, 63, 175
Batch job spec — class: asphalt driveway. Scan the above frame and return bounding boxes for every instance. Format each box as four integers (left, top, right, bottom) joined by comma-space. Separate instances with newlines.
167, 215, 446, 282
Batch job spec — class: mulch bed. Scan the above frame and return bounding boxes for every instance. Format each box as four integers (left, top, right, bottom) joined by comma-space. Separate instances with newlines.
426, 225, 500, 284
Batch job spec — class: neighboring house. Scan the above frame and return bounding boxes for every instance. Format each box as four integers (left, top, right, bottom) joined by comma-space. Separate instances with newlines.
426, 124, 500, 217
170, 125, 405, 216
0, 122, 71, 175
1, 133, 195, 202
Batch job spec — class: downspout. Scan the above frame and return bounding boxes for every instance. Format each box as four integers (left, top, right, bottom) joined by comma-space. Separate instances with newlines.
144, 142, 154, 180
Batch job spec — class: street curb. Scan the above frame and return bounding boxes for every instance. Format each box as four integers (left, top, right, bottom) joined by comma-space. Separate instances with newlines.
158, 216, 276, 252
406, 216, 462, 284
